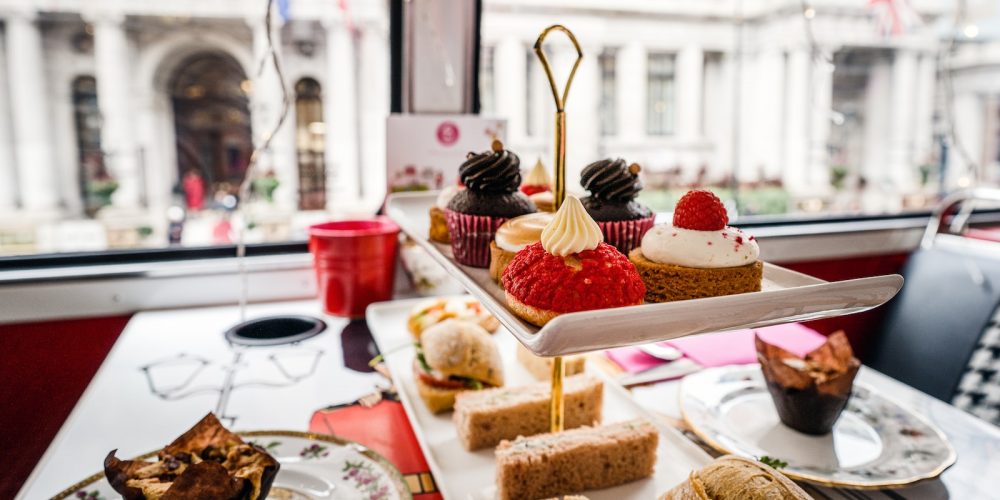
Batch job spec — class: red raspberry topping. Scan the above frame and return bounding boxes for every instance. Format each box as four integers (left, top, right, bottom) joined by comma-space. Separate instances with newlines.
672, 190, 728, 231
520, 184, 550, 196
502, 242, 645, 313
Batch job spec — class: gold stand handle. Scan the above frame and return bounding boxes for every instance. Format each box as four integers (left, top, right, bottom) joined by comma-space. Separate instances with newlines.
533, 24, 583, 433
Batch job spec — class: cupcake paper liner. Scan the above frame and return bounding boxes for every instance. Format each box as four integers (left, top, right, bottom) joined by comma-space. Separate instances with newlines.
598, 215, 655, 255
446, 210, 508, 268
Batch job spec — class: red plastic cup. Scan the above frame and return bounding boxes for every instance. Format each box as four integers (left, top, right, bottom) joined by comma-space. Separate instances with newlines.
308, 217, 400, 318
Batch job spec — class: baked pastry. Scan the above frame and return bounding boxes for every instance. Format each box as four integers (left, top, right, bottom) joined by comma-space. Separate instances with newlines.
502, 196, 645, 327
521, 157, 552, 195
429, 184, 463, 243
496, 419, 658, 500
516, 342, 586, 380
489, 212, 554, 283
530, 190, 556, 212
446, 139, 536, 267
453, 374, 603, 451
629, 190, 762, 303
579, 159, 655, 254
406, 296, 500, 339
415, 319, 504, 413
659, 455, 811, 499
104, 413, 279, 500
757, 331, 860, 435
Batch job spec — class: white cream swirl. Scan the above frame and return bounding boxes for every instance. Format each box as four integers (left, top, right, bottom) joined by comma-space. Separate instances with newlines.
435, 185, 462, 209
640, 224, 759, 268
540, 196, 603, 256
523, 158, 551, 187
495, 212, 554, 252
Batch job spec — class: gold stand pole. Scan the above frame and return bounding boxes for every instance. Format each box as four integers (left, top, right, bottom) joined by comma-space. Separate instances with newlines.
533, 24, 583, 433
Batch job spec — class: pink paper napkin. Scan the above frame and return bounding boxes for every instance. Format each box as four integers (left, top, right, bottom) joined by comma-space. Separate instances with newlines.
606, 323, 827, 373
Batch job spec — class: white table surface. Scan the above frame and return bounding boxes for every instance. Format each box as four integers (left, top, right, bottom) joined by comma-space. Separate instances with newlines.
18, 299, 1000, 499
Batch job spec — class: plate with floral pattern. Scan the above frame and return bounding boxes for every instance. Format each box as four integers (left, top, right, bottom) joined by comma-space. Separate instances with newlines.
52, 431, 411, 500
680, 365, 956, 489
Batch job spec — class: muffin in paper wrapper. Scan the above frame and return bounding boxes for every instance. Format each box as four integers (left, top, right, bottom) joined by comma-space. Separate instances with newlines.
597, 215, 655, 255
756, 331, 861, 435
446, 209, 508, 268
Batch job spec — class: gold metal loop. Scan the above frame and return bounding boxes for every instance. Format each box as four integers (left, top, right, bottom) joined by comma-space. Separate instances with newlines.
533, 25, 584, 112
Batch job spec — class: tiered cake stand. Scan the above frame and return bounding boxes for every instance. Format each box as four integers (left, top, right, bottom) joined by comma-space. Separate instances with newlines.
386, 25, 903, 432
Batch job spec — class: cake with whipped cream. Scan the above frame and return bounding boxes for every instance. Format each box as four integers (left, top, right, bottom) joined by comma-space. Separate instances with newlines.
629, 190, 762, 302
502, 196, 645, 326
521, 158, 556, 212
429, 184, 462, 244
489, 212, 554, 283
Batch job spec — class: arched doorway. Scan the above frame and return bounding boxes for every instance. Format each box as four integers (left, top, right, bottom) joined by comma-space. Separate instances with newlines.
170, 52, 252, 208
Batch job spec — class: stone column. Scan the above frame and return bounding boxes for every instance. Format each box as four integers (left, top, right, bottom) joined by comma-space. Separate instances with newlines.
782, 48, 809, 193
5, 10, 59, 212
249, 14, 297, 210
616, 41, 646, 143
323, 17, 359, 207
888, 49, 918, 191
358, 20, 390, 208
753, 49, 784, 180
949, 93, 983, 188
493, 37, 526, 143
912, 53, 937, 171
562, 45, 600, 191
675, 44, 703, 141
806, 57, 833, 193
91, 12, 142, 209
0, 24, 17, 210
862, 57, 891, 183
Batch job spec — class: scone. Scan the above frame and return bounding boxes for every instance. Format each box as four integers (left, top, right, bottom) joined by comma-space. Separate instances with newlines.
630, 190, 762, 303
429, 185, 462, 244
489, 212, 553, 283
502, 196, 644, 327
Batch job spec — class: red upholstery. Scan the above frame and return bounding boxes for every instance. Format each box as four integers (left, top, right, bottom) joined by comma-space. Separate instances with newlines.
0, 315, 128, 499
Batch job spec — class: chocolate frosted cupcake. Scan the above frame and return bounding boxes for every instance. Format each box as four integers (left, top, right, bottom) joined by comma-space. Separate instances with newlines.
580, 159, 655, 254
756, 331, 861, 435
447, 140, 535, 267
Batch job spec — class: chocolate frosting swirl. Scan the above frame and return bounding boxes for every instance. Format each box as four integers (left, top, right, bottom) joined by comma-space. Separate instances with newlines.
580, 158, 642, 202
459, 143, 521, 194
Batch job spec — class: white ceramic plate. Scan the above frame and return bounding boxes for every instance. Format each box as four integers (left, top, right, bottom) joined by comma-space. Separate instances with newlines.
679, 365, 956, 489
366, 297, 714, 500
385, 191, 904, 356
52, 431, 411, 500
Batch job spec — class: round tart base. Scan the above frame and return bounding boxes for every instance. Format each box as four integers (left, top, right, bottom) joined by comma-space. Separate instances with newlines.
504, 291, 562, 327
628, 249, 763, 303
489, 241, 517, 284
428, 206, 450, 244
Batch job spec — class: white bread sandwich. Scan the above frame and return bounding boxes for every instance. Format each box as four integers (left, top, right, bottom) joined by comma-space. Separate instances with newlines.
407, 297, 500, 339
453, 374, 603, 451
659, 455, 811, 500
496, 419, 658, 500
415, 319, 504, 413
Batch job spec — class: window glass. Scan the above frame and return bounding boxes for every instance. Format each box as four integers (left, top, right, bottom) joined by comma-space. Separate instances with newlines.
479, 0, 1000, 219
0, 3, 390, 257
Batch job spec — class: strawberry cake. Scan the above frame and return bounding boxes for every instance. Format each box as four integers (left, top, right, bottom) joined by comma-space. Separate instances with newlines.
502, 195, 645, 326
628, 190, 762, 302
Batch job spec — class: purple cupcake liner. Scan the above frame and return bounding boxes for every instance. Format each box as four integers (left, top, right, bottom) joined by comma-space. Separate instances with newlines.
598, 215, 655, 255
446, 210, 508, 268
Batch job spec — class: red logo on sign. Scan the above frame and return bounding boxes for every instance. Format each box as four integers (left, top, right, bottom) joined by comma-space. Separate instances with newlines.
436, 121, 460, 146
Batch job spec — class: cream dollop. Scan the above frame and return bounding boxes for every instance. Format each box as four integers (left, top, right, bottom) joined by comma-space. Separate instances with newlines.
640, 224, 759, 268
523, 158, 551, 187
435, 185, 462, 209
495, 212, 554, 252
540, 195, 603, 256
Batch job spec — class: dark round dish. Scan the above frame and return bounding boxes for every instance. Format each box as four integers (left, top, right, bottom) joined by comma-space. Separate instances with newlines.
225, 315, 327, 347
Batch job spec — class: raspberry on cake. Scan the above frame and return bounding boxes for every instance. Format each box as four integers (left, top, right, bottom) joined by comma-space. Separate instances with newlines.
629, 190, 763, 302
502, 196, 645, 327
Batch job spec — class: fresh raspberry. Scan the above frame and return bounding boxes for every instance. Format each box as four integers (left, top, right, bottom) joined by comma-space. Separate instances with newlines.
672, 190, 728, 231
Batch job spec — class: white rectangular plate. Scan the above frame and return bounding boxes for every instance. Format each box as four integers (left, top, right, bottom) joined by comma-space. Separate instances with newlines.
367, 297, 713, 500
387, 192, 904, 356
